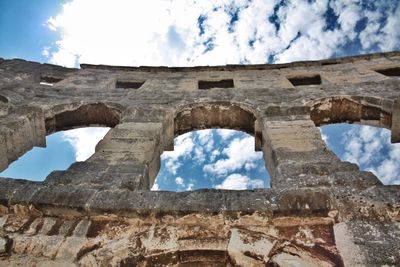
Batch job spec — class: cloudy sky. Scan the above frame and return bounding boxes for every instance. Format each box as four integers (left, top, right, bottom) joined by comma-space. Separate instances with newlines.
0, 0, 399, 189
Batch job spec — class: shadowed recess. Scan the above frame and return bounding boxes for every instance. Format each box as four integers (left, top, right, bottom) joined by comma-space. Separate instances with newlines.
174, 102, 258, 138
311, 96, 391, 129
288, 74, 321, 86
40, 75, 63, 85
198, 79, 234, 89
374, 67, 400, 77
115, 80, 145, 89
45, 103, 121, 134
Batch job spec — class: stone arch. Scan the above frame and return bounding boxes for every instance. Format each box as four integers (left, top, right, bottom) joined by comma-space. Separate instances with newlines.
309, 96, 392, 129
152, 101, 270, 190
0, 102, 123, 174
45, 102, 123, 134
173, 101, 262, 150
307, 96, 394, 187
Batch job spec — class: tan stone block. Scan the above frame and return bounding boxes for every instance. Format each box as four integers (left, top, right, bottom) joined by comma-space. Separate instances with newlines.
56, 237, 88, 260
227, 228, 276, 266
38, 217, 57, 235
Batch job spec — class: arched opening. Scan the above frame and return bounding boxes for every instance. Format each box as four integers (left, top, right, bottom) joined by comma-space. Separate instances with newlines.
320, 123, 400, 185
153, 102, 270, 191
311, 96, 399, 185
0, 103, 121, 181
0, 127, 110, 181
45, 103, 121, 134
310, 96, 391, 129
174, 102, 259, 137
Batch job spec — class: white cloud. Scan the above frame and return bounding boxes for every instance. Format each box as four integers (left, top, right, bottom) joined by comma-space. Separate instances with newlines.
161, 132, 194, 175
41, 46, 50, 57
216, 129, 236, 141
193, 147, 206, 163
154, 129, 269, 190
210, 149, 221, 162
380, 3, 400, 51
62, 127, 110, 161
175, 177, 184, 186
203, 136, 262, 176
215, 173, 250, 190
44, 0, 400, 67
340, 125, 400, 185
151, 181, 160, 191
343, 125, 388, 166
215, 173, 264, 190
196, 129, 214, 152
186, 183, 194, 191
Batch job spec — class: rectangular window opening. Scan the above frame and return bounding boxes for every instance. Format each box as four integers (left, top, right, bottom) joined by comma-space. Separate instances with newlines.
287, 74, 321, 86
115, 80, 145, 89
40, 76, 63, 86
198, 79, 234, 90
374, 67, 400, 77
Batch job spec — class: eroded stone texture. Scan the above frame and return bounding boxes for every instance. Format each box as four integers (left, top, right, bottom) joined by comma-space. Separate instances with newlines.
0, 52, 400, 266
0, 209, 345, 266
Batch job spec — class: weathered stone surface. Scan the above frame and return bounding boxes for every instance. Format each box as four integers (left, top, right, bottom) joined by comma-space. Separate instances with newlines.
392, 97, 400, 142
227, 228, 275, 266
0, 237, 7, 254
0, 52, 400, 265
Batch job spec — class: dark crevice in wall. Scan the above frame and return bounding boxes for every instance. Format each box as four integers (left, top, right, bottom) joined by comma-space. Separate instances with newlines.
198, 79, 234, 89
40, 75, 63, 85
115, 80, 145, 89
374, 67, 400, 77
288, 74, 321, 86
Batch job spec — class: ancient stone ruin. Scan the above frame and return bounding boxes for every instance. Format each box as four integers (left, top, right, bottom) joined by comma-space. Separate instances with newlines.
0, 52, 400, 266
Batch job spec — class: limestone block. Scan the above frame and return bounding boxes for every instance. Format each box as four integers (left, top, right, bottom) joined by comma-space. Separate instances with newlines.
73, 219, 91, 237
0, 215, 8, 228
13, 235, 64, 258
227, 228, 276, 266
24, 218, 42, 235
38, 217, 57, 235
36, 260, 77, 267
391, 97, 400, 143
58, 220, 77, 236
269, 252, 327, 267
0, 237, 7, 254
333, 223, 365, 266
56, 237, 88, 260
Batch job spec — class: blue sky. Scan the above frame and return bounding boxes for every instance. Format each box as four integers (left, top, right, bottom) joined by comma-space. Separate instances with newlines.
1, 0, 400, 189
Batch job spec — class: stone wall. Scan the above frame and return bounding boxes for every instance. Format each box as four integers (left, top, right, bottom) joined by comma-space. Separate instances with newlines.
0, 52, 399, 266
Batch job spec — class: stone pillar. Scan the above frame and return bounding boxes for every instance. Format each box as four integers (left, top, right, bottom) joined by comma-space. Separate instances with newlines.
262, 115, 381, 189
91, 122, 164, 190
44, 122, 164, 191
391, 97, 400, 143
0, 106, 46, 172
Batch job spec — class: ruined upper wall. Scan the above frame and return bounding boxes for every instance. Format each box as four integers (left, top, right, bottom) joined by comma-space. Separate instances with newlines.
1, 52, 400, 266
79, 51, 400, 71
